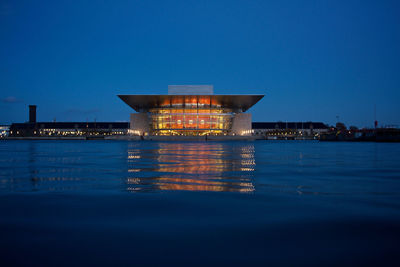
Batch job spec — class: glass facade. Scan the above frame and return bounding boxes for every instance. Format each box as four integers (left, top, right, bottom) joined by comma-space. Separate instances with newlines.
145, 96, 234, 135
149, 107, 233, 135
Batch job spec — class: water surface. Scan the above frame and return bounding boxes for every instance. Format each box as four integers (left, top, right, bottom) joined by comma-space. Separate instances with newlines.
0, 140, 399, 265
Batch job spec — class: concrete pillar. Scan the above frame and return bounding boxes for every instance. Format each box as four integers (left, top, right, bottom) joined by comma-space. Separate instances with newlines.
231, 113, 252, 136
129, 113, 150, 135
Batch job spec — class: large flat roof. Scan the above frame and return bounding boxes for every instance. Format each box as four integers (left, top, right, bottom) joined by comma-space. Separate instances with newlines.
118, 95, 264, 112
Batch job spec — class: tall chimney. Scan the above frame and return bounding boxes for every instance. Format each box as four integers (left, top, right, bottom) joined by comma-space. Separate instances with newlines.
29, 105, 37, 123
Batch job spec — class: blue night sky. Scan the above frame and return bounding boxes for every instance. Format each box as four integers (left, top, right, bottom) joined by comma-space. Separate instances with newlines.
1, 0, 399, 127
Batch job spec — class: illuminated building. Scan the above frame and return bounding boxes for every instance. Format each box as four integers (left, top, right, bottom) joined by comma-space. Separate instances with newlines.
119, 85, 264, 136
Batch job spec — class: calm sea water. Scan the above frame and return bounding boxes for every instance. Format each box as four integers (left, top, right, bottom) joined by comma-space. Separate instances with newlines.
0, 140, 399, 265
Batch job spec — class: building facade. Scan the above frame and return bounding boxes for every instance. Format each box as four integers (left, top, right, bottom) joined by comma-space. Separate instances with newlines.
119, 85, 264, 136
9, 122, 129, 137
8, 104, 130, 138
252, 122, 329, 139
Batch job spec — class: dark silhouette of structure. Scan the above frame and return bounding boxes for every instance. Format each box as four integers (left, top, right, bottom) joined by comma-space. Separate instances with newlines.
29, 105, 36, 123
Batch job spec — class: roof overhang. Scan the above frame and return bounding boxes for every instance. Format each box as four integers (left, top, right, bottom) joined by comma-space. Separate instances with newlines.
118, 95, 264, 112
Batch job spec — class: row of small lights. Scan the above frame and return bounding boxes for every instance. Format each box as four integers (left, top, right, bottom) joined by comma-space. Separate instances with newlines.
10, 129, 126, 136
264, 132, 320, 136
241, 130, 254, 135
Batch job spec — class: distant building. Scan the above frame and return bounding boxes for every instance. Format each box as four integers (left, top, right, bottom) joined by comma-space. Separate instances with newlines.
118, 85, 264, 136
252, 122, 329, 139
9, 122, 129, 137
8, 106, 129, 137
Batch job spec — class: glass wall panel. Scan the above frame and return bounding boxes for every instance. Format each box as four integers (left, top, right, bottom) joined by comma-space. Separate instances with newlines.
185, 96, 197, 108
198, 115, 210, 129
198, 96, 211, 108
160, 99, 170, 108
171, 97, 184, 108
184, 115, 197, 129
148, 100, 234, 135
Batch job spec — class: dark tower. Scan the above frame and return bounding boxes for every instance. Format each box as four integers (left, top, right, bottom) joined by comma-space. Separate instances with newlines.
29, 105, 37, 123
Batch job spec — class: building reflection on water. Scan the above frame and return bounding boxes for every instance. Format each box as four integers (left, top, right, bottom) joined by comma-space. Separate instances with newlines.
126, 142, 256, 193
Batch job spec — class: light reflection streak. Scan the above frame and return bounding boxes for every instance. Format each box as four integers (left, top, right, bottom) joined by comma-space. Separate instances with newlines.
126, 143, 256, 193
0, 142, 256, 193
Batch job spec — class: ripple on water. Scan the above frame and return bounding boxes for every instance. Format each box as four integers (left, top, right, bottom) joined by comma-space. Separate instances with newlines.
0, 141, 399, 196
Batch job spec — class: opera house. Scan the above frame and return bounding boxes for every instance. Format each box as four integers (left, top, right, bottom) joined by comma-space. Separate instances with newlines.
119, 85, 264, 137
